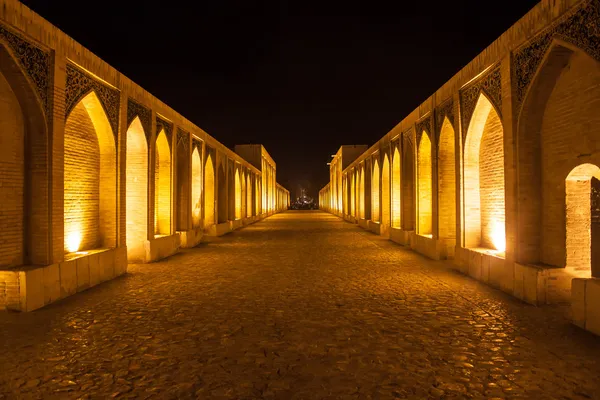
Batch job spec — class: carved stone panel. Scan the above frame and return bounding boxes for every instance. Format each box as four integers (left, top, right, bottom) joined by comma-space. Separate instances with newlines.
65, 63, 120, 138
156, 117, 173, 149
514, 0, 600, 109
0, 22, 51, 114
177, 128, 189, 151
459, 64, 501, 141
435, 98, 454, 141
415, 115, 432, 146
192, 139, 201, 154
126, 99, 151, 141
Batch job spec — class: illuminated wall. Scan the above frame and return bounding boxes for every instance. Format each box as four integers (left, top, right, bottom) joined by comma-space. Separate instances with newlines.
381, 154, 390, 228
191, 147, 202, 228
417, 132, 433, 236
438, 118, 456, 241
402, 135, 415, 230
176, 136, 190, 231
372, 159, 380, 222
565, 165, 600, 272
235, 168, 242, 219
359, 169, 365, 219
391, 147, 401, 228
463, 94, 505, 251
255, 176, 261, 216
154, 130, 171, 236
0, 67, 24, 265
64, 92, 116, 253
126, 117, 148, 259
246, 173, 252, 217
217, 164, 228, 223
204, 154, 215, 226
350, 172, 356, 217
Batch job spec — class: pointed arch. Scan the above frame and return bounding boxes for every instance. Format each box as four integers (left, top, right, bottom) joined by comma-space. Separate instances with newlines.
402, 136, 415, 230
191, 147, 202, 228
204, 153, 215, 226
438, 117, 456, 243
381, 154, 391, 229
371, 159, 380, 222
392, 146, 401, 228
176, 136, 190, 231
0, 43, 48, 266
154, 130, 171, 236
125, 117, 148, 261
417, 131, 433, 236
65, 91, 116, 253
350, 171, 356, 217
234, 168, 242, 220
463, 93, 505, 251
217, 163, 228, 223
565, 164, 600, 277
517, 42, 600, 267
246, 173, 252, 217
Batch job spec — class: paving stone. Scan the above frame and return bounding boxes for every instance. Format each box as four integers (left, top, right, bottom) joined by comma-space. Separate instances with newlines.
1, 211, 600, 398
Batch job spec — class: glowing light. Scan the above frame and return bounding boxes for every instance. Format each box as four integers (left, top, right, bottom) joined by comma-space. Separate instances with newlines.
66, 231, 81, 253
490, 220, 506, 252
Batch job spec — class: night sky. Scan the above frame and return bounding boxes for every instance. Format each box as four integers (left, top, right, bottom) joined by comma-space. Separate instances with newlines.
22, 0, 539, 200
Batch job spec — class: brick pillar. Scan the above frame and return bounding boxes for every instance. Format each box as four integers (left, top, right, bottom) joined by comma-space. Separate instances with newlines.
50, 53, 67, 264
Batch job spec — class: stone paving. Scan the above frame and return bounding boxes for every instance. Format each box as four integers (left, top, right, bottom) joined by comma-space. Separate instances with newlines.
1, 211, 600, 399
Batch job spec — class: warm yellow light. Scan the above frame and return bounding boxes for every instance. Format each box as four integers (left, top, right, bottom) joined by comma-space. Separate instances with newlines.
66, 231, 81, 253
491, 220, 505, 252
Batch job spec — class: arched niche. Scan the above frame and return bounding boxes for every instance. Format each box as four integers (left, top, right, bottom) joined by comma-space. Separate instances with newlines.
463, 93, 505, 252
191, 147, 202, 228
154, 130, 171, 236
517, 42, 600, 266
417, 132, 433, 236
125, 117, 148, 261
438, 117, 456, 242
0, 43, 48, 266
64, 91, 116, 254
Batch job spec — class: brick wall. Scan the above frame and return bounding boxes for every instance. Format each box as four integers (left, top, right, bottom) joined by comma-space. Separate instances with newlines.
381, 154, 391, 227
246, 173, 252, 218
392, 147, 401, 228
126, 118, 148, 252
541, 51, 600, 267
154, 131, 171, 235
0, 70, 24, 267
371, 159, 380, 222
417, 132, 433, 235
204, 154, 215, 226
402, 137, 414, 230
191, 147, 202, 228
479, 108, 505, 250
176, 141, 189, 231
438, 119, 456, 240
64, 102, 101, 252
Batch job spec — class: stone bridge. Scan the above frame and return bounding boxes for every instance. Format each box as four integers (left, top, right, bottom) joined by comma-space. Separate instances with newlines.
320, 0, 600, 337
0, 0, 289, 312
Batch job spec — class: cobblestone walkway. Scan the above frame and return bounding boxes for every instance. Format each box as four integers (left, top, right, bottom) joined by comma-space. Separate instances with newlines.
2, 211, 600, 399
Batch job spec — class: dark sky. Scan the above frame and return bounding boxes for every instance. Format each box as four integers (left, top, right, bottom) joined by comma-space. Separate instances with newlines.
22, 0, 539, 199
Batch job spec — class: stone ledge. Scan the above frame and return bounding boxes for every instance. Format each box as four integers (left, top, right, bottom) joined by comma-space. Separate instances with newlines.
145, 234, 180, 262
390, 227, 411, 246
231, 219, 244, 231
572, 278, 600, 336
410, 234, 445, 261
358, 218, 369, 230
368, 221, 381, 235
454, 247, 512, 296
1, 247, 127, 312
178, 227, 203, 248
206, 222, 232, 237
